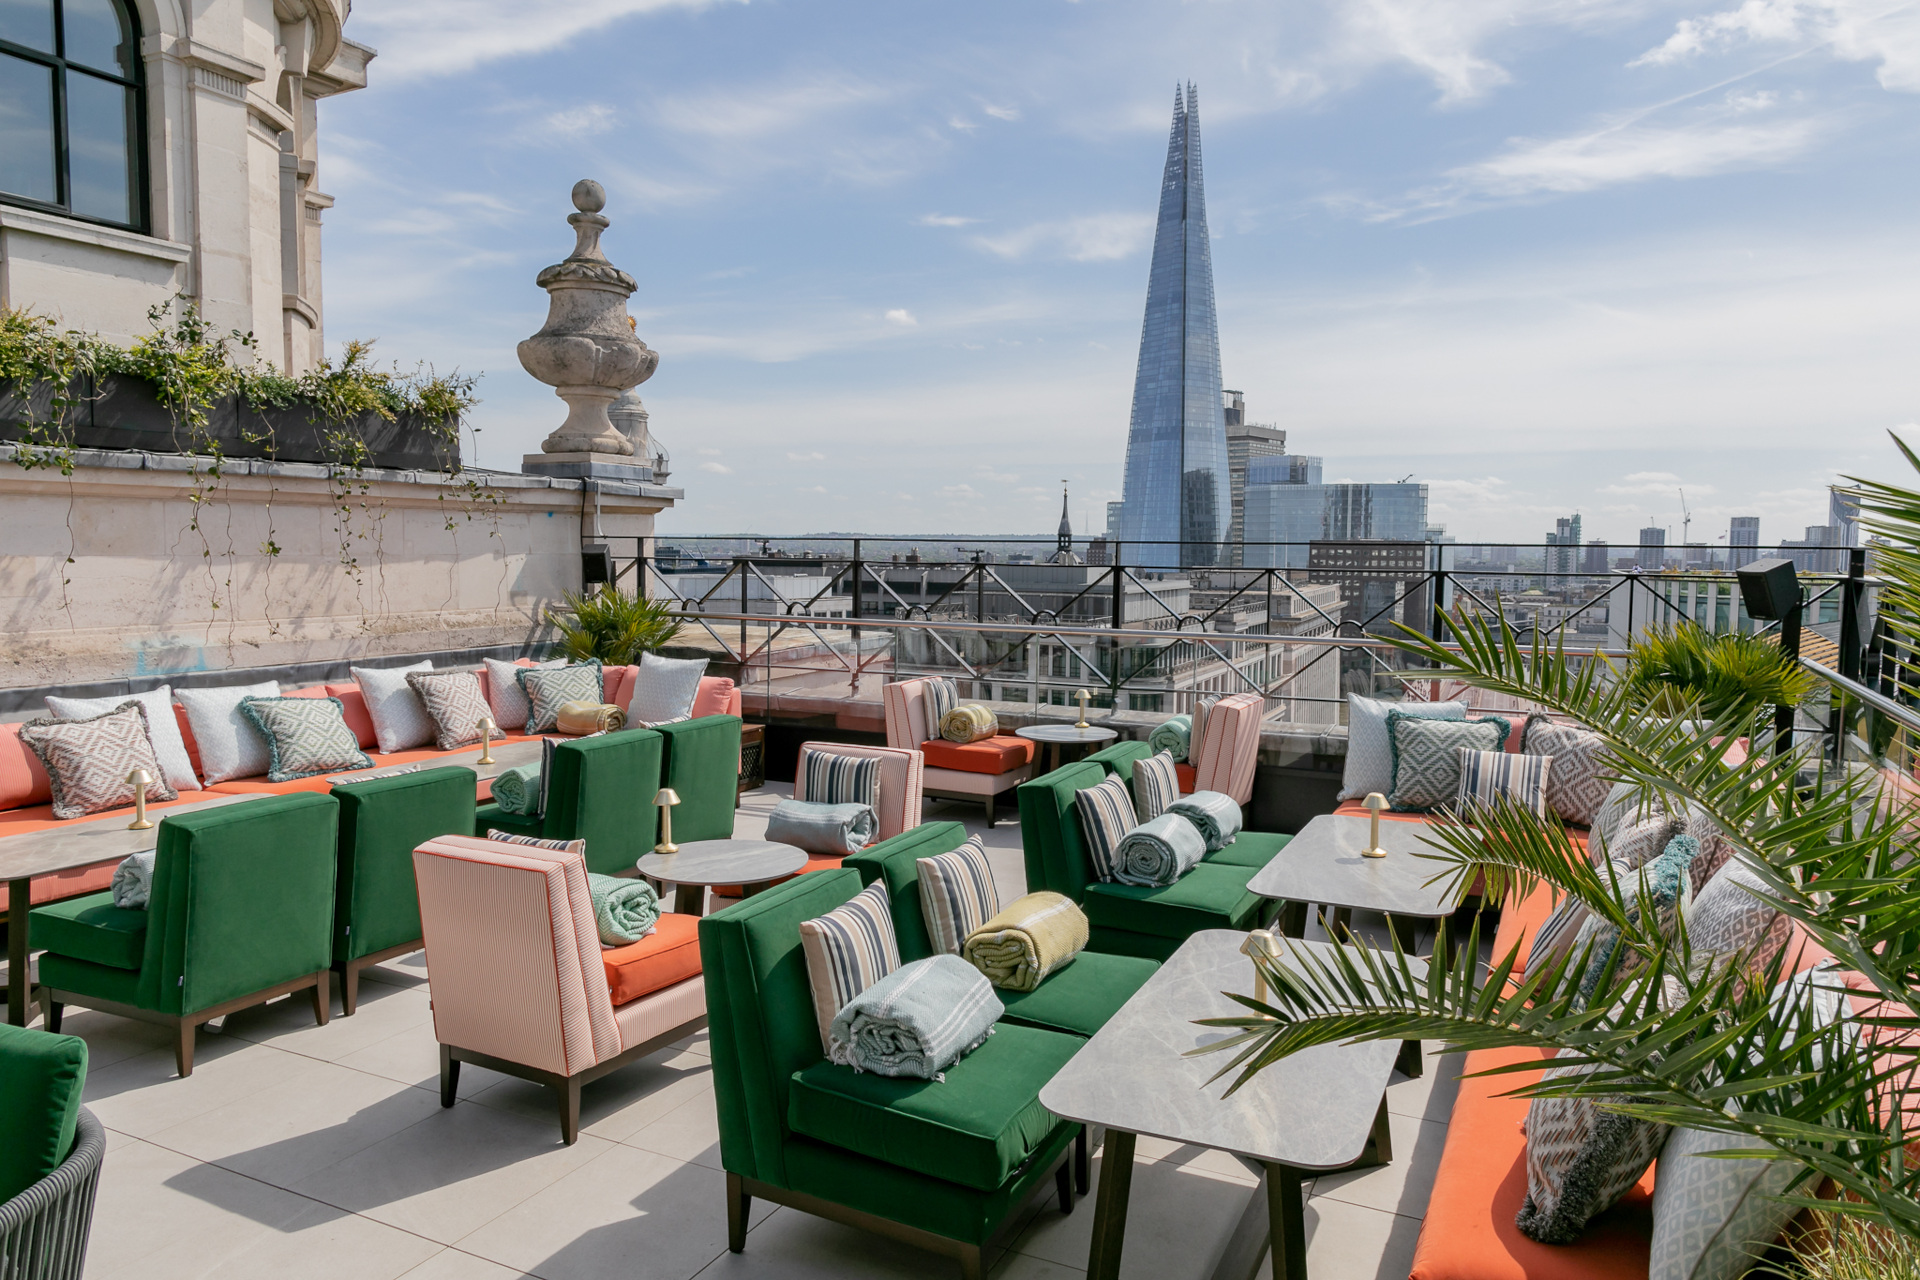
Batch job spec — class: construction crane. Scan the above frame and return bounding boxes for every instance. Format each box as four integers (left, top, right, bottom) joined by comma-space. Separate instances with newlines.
1679, 488, 1692, 548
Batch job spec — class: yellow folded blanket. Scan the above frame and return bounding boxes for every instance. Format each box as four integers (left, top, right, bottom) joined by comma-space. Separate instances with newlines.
962, 891, 1089, 992
941, 704, 999, 744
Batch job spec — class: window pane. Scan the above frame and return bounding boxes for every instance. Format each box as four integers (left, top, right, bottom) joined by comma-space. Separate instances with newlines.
0, 53, 55, 202
0, 0, 53, 53
66, 70, 135, 224
60, 0, 133, 76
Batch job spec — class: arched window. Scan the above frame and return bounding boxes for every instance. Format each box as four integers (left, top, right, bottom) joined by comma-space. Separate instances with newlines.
0, 0, 146, 231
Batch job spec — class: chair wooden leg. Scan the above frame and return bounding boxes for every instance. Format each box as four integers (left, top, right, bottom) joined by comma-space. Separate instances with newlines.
1055, 1158, 1073, 1215
40, 990, 61, 1034
339, 962, 359, 1017
958, 1244, 984, 1280
1075, 1127, 1090, 1195
727, 1171, 749, 1252
311, 970, 331, 1026
175, 1020, 195, 1078
439, 1044, 459, 1107
983, 793, 995, 828
558, 1076, 582, 1145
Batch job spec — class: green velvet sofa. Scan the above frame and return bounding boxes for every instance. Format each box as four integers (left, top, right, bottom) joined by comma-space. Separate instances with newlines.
331, 767, 478, 1015
0, 1023, 102, 1280
844, 821, 1159, 1042
32, 793, 340, 1076
1016, 761, 1288, 961
655, 715, 743, 845
700, 867, 1082, 1280
474, 728, 666, 876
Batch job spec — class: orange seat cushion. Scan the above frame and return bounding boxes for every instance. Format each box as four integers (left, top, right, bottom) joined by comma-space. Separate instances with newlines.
1176, 763, 1197, 794
323, 685, 380, 749
920, 736, 1034, 775
713, 853, 843, 900
1410, 1045, 1653, 1280
601, 911, 703, 1005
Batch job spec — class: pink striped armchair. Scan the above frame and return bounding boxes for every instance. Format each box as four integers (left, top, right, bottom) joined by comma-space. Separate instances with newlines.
1185, 692, 1265, 805
412, 835, 707, 1143
883, 678, 1034, 826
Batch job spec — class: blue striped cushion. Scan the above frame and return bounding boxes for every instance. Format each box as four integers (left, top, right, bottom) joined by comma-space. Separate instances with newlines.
1132, 750, 1181, 822
1074, 774, 1136, 883
917, 837, 1000, 955
485, 828, 586, 856
921, 678, 958, 730
1454, 748, 1551, 819
799, 881, 901, 1055
803, 749, 880, 809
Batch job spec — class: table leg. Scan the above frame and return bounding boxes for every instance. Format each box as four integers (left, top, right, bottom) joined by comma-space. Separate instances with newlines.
1396, 1039, 1425, 1080
6, 876, 27, 1027
1388, 914, 1417, 955
673, 884, 705, 916
1279, 900, 1307, 938
1328, 907, 1352, 941
1346, 1097, 1394, 1170
1085, 1128, 1136, 1280
1264, 1162, 1308, 1280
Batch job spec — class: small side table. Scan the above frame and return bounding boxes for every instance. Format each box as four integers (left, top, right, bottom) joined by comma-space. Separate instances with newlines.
636, 840, 807, 916
1015, 724, 1118, 774
737, 724, 766, 801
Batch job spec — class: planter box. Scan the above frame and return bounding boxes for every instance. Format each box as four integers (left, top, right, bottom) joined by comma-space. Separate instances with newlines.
0, 373, 458, 472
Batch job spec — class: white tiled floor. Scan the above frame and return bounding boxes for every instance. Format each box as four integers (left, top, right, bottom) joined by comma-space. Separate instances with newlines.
16, 785, 1459, 1280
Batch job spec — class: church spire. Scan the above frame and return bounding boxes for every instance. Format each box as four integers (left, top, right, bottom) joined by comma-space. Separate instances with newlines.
1057, 481, 1073, 553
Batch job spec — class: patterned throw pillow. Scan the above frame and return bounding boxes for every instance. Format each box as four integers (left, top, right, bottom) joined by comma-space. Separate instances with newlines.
352, 661, 436, 754
519, 661, 603, 734
1074, 774, 1136, 883
627, 652, 708, 726
1681, 803, 1735, 896
802, 749, 880, 809
917, 837, 1000, 956
1610, 813, 1680, 871
1132, 750, 1181, 822
1517, 1059, 1673, 1244
486, 828, 587, 856
920, 677, 958, 733
1570, 832, 1700, 1006
1587, 782, 1650, 862
1525, 892, 1591, 975
176, 680, 281, 783
46, 685, 200, 793
1687, 859, 1791, 980
1522, 717, 1612, 827
239, 697, 373, 782
1386, 712, 1509, 812
482, 657, 562, 730
19, 703, 179, 820
799, 881, 901, 1058
1455, 748, 1552, 819
406, 670, 491, 750
1339, 694, 1468, 800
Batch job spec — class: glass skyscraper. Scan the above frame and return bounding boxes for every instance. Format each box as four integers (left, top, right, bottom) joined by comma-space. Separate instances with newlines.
1116, 84, 1229, 569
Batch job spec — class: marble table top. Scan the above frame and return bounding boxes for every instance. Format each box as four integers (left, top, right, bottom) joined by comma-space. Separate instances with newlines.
1246, 814, 1462, 920
0, 793, 266, 881
636, 840, 807, 887
1039, 930, 1408, 1170
1015, 724, 1118, 744
330, 737, 540, 786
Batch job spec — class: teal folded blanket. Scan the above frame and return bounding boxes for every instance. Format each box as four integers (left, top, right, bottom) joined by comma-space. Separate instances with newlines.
1113, 812, 1207, 886
1168, 789, 1243, 852
587, 872, 659, 946
492, 764, 541, 816
1148, 715, 1191, 760
111, 849, 157, 909
766, 799, 876, 854
829, 954, 1003, 1079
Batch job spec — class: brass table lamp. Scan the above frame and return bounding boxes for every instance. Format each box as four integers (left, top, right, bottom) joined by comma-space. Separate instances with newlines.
476, 716, 498, 765
1361, 792, 1388, 858
127, 768, 155, 831
1073, 688, 1092, 730
1239, 928, 1283, 1009
654, 787, 681, 854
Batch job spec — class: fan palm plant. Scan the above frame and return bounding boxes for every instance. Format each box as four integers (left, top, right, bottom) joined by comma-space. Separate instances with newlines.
1196, 441, 1920, 1243
546, 587, 683, 666
1618, 621, 1817, 719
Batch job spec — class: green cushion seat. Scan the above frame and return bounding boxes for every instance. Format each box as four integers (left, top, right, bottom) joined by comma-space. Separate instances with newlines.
1081, 863, 1265, 939
0, 1023, 88, 1203
29, 892, 147, 970
787, 1020, 1083, 1191
994, 951, 1158, 1038
472, 805, 542, 838
1203, 830, 1291, 870
1082, 740, 1152, 776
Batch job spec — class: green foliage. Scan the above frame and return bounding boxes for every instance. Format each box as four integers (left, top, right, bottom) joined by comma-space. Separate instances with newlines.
547, 588, 684, 665
1619, 622, 1817, 719
1789, 1214, 1920, 1280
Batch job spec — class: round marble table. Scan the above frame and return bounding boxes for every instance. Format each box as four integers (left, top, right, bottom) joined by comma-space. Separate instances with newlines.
1015, 723, 1119, 773
635, 840, 808, 916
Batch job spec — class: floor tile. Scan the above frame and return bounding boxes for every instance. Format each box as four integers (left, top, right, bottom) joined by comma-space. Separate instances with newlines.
334, 1025, 498, 1100
705, 1204, 980, 1280
1298, 1196, 1423, 1280
45, 1006, 176, 1070
1133, 1135, 1261, 1187
1010, 1150, 1257, 1280
199, 1199, 444, 1279
83, 1040, 334, 1139
226, 978, 434, 1062
1386, 1051, 1465, 1124
471, 1047, 712, 1143
398, 1249, 537, 1278
1307, 1110, 1449, 1220
990, 1253, 1086, 1280
621, 1087, 724, 1170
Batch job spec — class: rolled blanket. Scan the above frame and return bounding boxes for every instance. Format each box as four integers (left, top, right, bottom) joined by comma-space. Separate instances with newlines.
962, 891, 1088, 992
491, 763, 542, 816
1112, 813, 1207, 886
111, 849, 157, 910
1148, 715, 1191, 759
1168, 789, 1244, 852
767, 799, 877, 855
829, 954, 1003, 1079
587, 872, 660, 946
941, 705, 998, 744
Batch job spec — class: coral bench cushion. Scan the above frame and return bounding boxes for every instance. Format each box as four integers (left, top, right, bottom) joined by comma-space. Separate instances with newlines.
920, 736, 1034, 775
600, 911, 703, 1005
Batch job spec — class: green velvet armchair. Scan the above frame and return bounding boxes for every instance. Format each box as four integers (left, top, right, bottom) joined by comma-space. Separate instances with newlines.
331, 766, 477, 1015
655, 715, 742, 844
473, 728, 664, 876
700, 868, 1082, 1280
0, 1024, 101, 1280
32, 793, 339, 1077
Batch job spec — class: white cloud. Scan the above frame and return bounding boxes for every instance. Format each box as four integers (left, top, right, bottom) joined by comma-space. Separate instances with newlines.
653, 76, 889, 140
787, 450, 826, 462
1602, 471, 1719, 496
698, 461, 733, 474
1632, 0, 1920, 92
797, 485, 828, 494
347, 0, 744, 79
981, 102, 1022, 121
972, 213, 1155, 262
947, 115, 979, 132
941, 484, 983, 500
885, 309, 918, 326
697, 448, 724, 455
1726, 88, 1780, 111
918, 213, 979, 227
545, 104, 616, 136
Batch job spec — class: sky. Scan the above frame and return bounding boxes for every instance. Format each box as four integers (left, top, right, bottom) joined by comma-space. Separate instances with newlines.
320, 0, 1920, 550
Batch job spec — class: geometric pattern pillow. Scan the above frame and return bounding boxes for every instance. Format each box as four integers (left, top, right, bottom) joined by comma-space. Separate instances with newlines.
1455, 748, 1551, 819
916, 836, 1000, 956
18, 702, 178, 819
175, 680, 281, 783
45, 685, 200, 793
1573, 833, 1700, 1006
921, 677, 959, 734
520, 661, 603, 735
406, 670, 491, 750
1522, 716, 1611, 827
482, 656, 562, 730
1132, 750, 1181, 822
1648, 1125, 1798, 1280
1074, 774, 1137, 883
1588, 782, 1651, 863
1338, 694, 1469, 800
1687, 859, 1791, 978
1518, 1059, 1673, 1244
802, 749, 880, 809
627, 652, 708, 727
1525, 891, 1592, 976
239, 696, 373, 782
1682, 803, 1736, 896
351, 660, 436, 755
1386, 712, 1509, 812
1610, 813, 1680, 871
799, 880, 901, 1059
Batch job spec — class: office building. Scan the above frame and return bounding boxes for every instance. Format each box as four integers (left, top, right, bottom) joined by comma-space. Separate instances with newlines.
1584, 541, 1610, 574
1115, 84, 1229, 569
1225, 406, 1286, 564
1240, 475, 1429, 572
1545, 515, 1582, 576
1729, 517, 1760, 569
1638, 525, 1666, 570
1308, 540, 1432, 635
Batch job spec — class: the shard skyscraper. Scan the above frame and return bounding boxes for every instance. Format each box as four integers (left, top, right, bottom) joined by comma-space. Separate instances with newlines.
1115, 83, 1228, 569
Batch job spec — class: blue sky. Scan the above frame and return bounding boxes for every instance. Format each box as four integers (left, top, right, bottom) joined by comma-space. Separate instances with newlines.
321, 0, 1920, 549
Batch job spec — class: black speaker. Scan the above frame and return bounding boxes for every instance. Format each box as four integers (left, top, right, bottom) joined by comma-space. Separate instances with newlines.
581, 544, 613, 587
1736, 557, 1799, 621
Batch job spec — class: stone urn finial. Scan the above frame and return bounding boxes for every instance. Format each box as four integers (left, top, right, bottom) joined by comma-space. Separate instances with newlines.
518, 179, 659, 456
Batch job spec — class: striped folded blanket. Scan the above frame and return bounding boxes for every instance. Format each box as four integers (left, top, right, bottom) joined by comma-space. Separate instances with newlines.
829, 954, 1003, 1079
1168, 789, 1243, 852
767, 799, 877, 854
491, 763, 542, 816
962, 891, 1088, 992
587, 872, 659, 946
1113, 813, 1207, 886
1148, 715, 1192, 759
941, 705, 999, 744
